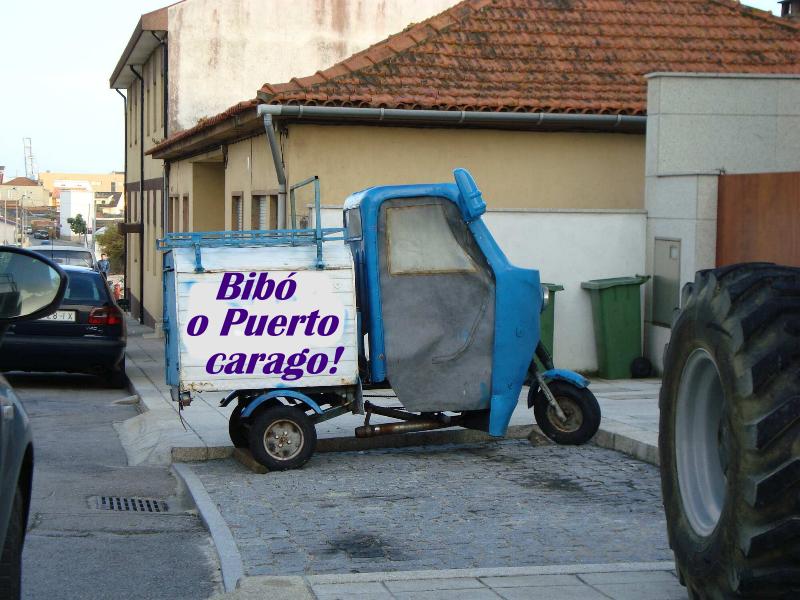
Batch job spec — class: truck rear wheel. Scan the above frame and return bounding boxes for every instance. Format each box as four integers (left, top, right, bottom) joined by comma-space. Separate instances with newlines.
660, 263, 800, 598
248, 404, 317, 471
228, 404, 248, 448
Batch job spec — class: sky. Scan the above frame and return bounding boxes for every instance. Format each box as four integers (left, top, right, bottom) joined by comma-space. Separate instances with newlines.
0, 0, 785, 180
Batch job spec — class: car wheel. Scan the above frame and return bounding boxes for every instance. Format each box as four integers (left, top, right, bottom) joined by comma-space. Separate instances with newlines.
104, 357, 127, 389
0, 487, 24, 600
660, 263, 800, 598
530, 380, 601, 445
248, 404, 317, 471
228, 404, 249, 448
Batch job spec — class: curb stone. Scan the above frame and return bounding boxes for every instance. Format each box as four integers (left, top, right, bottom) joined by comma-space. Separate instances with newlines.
172, 463, 244, 592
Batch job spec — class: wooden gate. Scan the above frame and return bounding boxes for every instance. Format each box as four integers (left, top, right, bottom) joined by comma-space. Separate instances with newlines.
717, 172, 800, 267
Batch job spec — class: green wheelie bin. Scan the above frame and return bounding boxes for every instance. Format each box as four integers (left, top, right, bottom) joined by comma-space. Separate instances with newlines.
540, 283, 564, 355
581, 275, 650, 379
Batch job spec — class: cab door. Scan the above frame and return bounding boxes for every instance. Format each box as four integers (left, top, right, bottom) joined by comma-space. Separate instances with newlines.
377, 196, 495, 413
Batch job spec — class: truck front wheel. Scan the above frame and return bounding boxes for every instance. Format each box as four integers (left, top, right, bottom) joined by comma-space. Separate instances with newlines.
248, 404, 317, 471
530, 381, 601, 445
660, 264, 800, 598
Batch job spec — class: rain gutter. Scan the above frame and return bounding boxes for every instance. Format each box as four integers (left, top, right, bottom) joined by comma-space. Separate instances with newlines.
256, 103, 646, 131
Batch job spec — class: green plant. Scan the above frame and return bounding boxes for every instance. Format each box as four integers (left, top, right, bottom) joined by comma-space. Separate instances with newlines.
67, 214, 87, 239
96, 226, 124, 273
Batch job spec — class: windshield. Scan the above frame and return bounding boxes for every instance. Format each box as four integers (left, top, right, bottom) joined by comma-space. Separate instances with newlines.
32, 249, 94, 269
63, 271, 107, 304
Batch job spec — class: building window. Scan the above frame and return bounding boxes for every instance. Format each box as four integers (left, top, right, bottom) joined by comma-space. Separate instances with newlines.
111, 181, 116, 192
251, 195, 266, 229
231, 194, 243, 231
269, 195, 278, 229
168, 195, 177, 233
182, 195, 189, 232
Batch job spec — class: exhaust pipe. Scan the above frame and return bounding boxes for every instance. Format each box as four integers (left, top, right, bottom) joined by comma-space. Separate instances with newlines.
355, 420, 451, 438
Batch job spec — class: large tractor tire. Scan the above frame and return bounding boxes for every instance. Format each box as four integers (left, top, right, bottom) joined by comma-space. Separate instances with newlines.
659, 263, 800, 599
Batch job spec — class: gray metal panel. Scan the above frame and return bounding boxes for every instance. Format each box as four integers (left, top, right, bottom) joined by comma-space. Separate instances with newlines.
378, 197, 495, 412
653, 238, 681, 327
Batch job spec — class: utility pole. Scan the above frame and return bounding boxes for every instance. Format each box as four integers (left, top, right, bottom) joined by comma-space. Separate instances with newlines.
3, 188, 10, 245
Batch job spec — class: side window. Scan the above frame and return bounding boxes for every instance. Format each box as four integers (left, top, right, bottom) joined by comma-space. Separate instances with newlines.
344, 209, 362, 240
387, 204, 475, 275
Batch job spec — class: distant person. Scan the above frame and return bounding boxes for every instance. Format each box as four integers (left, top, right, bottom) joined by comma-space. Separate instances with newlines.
98, 253, 110, 276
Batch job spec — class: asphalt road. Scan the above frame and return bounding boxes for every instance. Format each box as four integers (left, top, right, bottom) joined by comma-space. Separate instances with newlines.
10, 373, 221, 600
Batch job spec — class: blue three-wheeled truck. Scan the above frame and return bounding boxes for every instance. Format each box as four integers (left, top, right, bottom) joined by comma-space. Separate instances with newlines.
159, 168, 600, 470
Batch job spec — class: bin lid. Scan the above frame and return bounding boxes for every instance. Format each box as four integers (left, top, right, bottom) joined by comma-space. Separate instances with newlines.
580, 275, 650, 290
541, 282, 565, 292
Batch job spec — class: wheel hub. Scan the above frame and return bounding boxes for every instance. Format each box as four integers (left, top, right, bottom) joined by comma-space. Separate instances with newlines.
264, 419, 304, 461
547, 397, 583, 433
675, 348, 727, 537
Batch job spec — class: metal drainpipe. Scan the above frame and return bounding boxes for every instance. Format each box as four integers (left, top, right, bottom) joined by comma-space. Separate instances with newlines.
130, 65, 145, 324
115, 88, 128, 305
260, 113, 287, 228
152, 32, 169, 236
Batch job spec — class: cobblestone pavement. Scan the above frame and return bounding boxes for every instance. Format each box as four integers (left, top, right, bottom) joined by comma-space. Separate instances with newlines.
193, 440, 672, 577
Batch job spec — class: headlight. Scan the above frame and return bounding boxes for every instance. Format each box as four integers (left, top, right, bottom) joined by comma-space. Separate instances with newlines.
540, 284, 550, 312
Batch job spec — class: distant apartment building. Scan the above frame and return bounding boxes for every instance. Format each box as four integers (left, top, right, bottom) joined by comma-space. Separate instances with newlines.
0, 176, 50, 207
39, 171, 124, 206
109, 0, 458, 326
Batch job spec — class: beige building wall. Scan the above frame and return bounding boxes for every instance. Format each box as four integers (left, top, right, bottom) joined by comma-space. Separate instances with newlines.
284, 125, 646, 211
223, 137, 282, 230
192, 163, 225, 231
0, 184, 50, 207
167, 0, 459, 133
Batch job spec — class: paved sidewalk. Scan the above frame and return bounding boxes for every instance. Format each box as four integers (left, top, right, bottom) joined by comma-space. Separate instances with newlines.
118, 318, 661, 466
212, 563, 684, 599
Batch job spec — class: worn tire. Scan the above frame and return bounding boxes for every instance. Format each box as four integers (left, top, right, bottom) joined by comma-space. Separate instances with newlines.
530, 381, 601, 445
228, 404, 248, 448
103, 357, 127, 389
0, 488, 24, 600
660, 263, 800, 599
248, 404, 317, 471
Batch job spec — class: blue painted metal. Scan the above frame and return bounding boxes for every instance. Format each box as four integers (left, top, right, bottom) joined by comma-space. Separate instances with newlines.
240, 389, 324, 418
162, 251, 180, 387
344, 168, 542, 436
541, 368, 590, 389
193, 243, 204, 273
157, 228, 345, 251
288, 176, 325, 269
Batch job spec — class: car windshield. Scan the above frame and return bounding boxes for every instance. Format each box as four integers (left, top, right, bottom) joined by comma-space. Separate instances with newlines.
63, 271, 106, 303
33, 249, 94, 268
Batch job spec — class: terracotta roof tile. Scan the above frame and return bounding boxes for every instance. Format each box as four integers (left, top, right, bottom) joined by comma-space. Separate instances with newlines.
147, 99, 257, 155
2, 177, 38, 187
153, 0, 799, 156
258, 0, 800, 115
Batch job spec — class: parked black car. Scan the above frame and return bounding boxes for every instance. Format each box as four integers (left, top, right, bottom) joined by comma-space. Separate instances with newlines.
0, 265, 127, 387
32, 230, 49, 240
0, 245, 67, 600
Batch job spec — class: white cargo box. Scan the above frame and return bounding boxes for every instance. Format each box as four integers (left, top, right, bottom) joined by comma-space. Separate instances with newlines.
162, 241, 359, 394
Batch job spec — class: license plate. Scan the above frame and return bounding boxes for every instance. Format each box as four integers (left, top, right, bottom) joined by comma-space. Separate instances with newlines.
40, 310, 76, 322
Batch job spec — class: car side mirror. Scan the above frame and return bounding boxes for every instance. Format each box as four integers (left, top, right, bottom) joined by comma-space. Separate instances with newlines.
0, 246, 67, 323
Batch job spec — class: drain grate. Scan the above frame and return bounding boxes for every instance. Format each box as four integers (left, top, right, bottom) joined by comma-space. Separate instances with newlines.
93, 496, 169, 513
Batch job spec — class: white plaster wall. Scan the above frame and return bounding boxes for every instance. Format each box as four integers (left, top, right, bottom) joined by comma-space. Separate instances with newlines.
318, 206, 647, 372
645, 73, 800, 372
168, 0, 458, 132
59, 190, 94, 240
